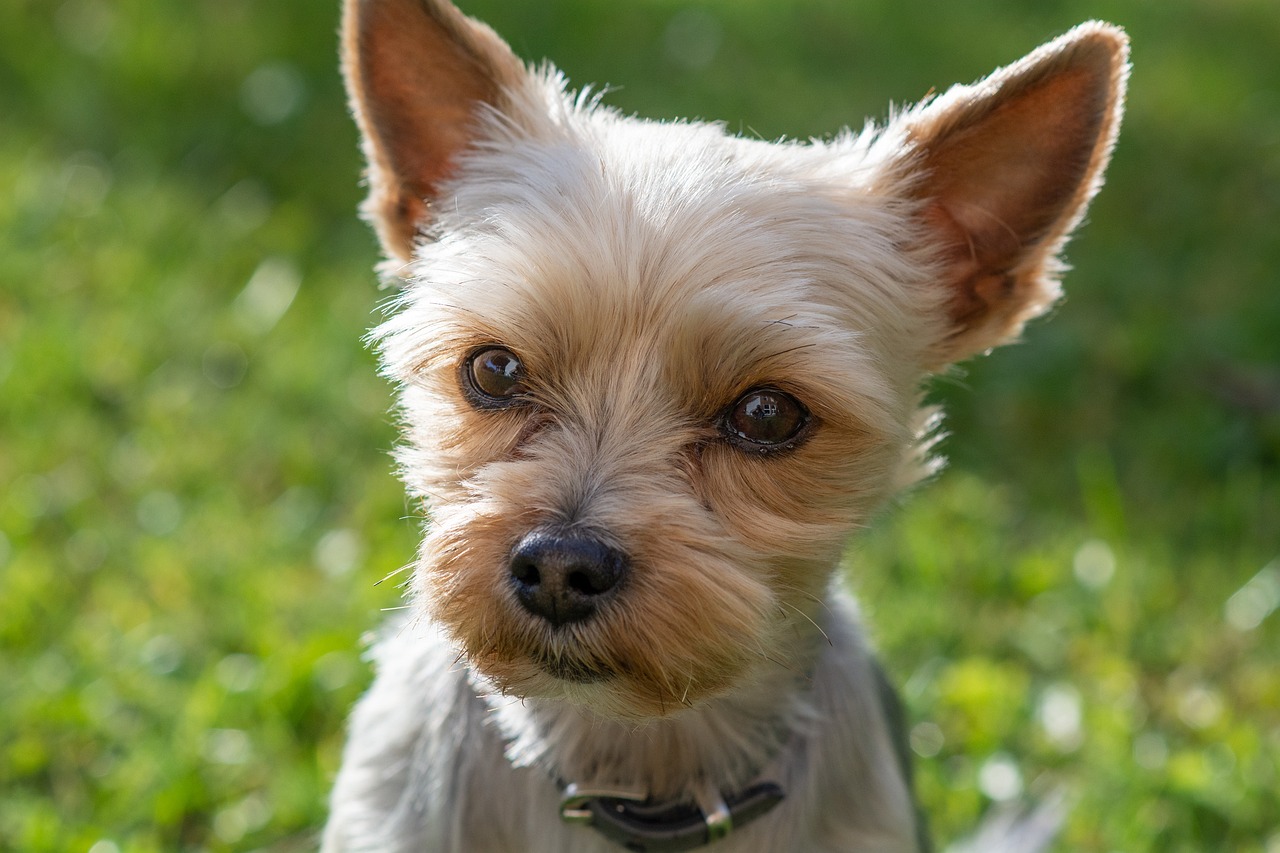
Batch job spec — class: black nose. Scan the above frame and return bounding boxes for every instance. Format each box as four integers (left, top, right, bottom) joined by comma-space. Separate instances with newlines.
508, 529, 627, 626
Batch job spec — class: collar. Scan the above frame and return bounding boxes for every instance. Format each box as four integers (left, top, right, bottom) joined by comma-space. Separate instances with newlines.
558, 777, 785, 852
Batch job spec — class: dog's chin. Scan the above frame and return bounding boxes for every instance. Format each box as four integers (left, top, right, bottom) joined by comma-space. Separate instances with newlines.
473, 650, 620, 696
532, 654, 614, 685
466, 648, 727, 720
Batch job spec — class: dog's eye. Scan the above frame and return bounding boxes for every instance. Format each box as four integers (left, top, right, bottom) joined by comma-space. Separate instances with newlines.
723, 388, 810, 450
463, 346, 526, 406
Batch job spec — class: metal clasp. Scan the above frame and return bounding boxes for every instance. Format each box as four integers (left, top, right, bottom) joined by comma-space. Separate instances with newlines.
559, 782, 648, 825
694, 786, 733, 842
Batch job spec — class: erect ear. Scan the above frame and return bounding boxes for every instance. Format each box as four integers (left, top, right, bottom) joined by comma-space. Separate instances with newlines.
341, 0, 526, 261
901, 22, 1129, 366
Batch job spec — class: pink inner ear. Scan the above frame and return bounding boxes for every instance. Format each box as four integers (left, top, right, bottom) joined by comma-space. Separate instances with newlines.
924, 64, 1108, 277
358, 6, 503, 200
342, 0, 524, 260
905, 26, 1128, 361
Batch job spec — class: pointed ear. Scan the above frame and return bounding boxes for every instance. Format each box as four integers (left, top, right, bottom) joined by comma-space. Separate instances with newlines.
902, 22, 1129, 366
341, 0, 526, 260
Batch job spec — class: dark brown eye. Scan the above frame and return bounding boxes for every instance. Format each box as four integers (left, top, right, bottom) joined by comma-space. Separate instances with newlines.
723, 388, 810, 450
463, 346, 526, 406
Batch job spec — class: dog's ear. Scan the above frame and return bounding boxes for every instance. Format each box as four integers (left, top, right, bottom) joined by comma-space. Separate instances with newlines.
901, 22, 1129, 366
341, 0, 526, 260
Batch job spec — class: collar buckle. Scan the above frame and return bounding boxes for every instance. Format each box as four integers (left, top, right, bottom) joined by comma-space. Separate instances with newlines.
560, 783, 648, 824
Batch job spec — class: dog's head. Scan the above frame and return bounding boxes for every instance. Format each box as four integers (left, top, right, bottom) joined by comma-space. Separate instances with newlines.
342, 0, 1127, 719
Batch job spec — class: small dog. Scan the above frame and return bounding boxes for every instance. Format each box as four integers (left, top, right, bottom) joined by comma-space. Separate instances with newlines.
323, 2, 1128, 851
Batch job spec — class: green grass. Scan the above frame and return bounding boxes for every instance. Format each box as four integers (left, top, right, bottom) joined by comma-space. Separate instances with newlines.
2, 0, 1277, 850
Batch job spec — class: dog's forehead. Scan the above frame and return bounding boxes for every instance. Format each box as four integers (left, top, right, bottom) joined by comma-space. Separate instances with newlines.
456, 127, 875, 298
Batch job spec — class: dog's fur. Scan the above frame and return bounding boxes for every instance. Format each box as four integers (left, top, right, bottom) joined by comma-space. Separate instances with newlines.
323, 3, 1128, 851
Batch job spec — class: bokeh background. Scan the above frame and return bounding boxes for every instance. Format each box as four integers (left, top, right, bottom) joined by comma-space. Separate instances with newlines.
2, 0, 1277, 850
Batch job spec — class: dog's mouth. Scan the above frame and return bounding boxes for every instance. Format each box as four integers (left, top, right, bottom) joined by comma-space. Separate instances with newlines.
527, 648, 615, 685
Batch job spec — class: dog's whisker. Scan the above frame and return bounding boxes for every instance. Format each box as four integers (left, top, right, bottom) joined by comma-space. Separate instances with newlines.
374, 564, 412, 587
763, 342, 819, 361
776, 599, 832, 646
774, 582, 829, 608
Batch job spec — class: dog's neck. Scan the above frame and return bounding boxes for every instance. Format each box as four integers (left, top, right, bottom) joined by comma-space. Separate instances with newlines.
477, 613, 828, 802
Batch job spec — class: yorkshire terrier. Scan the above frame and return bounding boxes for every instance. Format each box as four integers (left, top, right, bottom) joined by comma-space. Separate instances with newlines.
323, 2, 1128, 851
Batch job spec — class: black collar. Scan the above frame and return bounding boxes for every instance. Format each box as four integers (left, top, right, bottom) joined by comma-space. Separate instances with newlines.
559, 779, 785, 852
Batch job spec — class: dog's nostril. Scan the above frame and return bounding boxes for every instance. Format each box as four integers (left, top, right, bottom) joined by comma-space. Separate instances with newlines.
567, 570, 599, 596
508, 530, 627, 626
510, 559, 540, 586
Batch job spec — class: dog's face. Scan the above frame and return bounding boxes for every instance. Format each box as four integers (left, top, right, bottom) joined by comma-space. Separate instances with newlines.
377, 124, 940, 717
343, 0, 1128, 719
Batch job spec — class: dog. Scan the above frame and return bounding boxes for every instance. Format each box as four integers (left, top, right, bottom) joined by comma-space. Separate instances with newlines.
323, 2, 1128, 850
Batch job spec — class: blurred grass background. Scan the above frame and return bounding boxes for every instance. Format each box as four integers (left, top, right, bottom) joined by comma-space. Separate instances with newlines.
1, 0, 1277, 850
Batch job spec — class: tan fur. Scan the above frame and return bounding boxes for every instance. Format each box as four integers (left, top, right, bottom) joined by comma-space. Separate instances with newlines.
328, 4, 1129, 849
